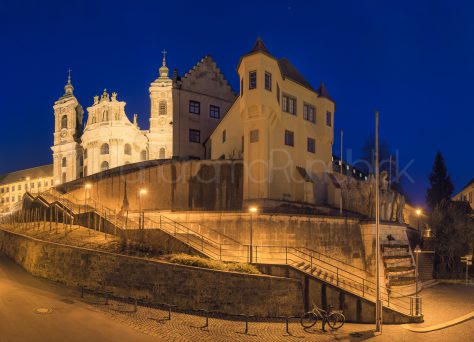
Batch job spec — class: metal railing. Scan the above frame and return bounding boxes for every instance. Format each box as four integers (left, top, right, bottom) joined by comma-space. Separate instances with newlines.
14, 190, 421, 317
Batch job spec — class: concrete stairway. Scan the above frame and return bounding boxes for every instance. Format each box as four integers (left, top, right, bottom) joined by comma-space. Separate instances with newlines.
382, 243, 416, 287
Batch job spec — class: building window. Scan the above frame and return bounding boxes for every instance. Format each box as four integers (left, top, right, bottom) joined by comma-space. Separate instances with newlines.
210, 105, 220, 119
249, 71, 257, 89
285, 130, 294, 147
159, 148, 165, 159
222, 129, 226, 143
240, 78, 244, 96
18, 185, 21, 191
159, 101, 167, 115
140, 150, 147, 161
61, 115, 68, 129
189, 100, 200, 114
326, 111, 332, 126
265, 72, 272, 91
124, 144, 132, 155
282, 94, 296, 115
277, 83, 280, 103
12, 185, 15, 191
101, 143, 109, 155
189, 129, 201, 143
84, 149, 88, 159
303, 104, 316, 123
62, 157, 67, 167
250, 129, 259, 143
307, 137, 316, 153
100, 161, 109, 171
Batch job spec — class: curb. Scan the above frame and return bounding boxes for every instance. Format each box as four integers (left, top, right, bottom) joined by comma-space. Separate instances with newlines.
401, 311, 474, 332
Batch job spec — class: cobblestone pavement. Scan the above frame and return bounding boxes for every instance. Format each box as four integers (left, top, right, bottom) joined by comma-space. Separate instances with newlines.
82, 293, 337, 342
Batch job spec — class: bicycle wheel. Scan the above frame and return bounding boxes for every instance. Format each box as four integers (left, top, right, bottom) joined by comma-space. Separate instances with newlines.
327, 312, 345, 330
300, 312, 318, 328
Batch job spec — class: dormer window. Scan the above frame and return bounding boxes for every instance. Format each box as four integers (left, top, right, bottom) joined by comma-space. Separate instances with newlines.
249, 71, 257, 89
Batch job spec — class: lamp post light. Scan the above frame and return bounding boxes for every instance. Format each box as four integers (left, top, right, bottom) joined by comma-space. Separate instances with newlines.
414, 244, 421, 316
138, 189, 147, 230
248, 206, 258, 263
416, 209, 422, 233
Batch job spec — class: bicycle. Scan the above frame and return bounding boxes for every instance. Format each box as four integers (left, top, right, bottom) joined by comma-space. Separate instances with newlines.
300, 303, 345, 331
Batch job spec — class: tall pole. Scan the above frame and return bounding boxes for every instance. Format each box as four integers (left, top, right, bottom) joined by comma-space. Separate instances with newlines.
340, 129, 343, 215
249, 213, 253, 263
375, 111, 381, 332
389, 155, 392, 190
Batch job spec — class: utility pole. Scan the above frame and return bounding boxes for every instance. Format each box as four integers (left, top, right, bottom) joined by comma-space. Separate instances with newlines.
375, 111, 382, 332
340, 128, 344, 215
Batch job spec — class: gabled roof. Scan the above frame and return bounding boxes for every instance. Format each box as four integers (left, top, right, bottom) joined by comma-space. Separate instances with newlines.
178, 55, 235, 96
0, 164, 53, 185
277, 58, 314, 91
238, 38, 334, 101
460, 177, 474, 192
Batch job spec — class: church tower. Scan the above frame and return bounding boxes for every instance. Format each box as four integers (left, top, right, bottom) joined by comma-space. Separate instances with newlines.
148, 50, 173, 159
51, 72, 84, 184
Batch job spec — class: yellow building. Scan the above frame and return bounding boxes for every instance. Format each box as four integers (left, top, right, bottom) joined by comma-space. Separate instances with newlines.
208, 38, 335, 208
0, 164, 54, 214
453, 177, 474, 210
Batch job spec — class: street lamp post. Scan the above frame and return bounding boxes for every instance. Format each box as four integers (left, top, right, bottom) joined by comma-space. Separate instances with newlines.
138, 189, 147, 231
416, 209, 422, 234
84, 183, 91, 230
248, 206, 258, 263
414, 245, 421, 316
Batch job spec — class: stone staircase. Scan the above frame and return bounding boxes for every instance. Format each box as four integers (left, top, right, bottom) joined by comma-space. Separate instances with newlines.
382, 243, 416, 287
418, 253, 434, 282
22, 189, 419, 318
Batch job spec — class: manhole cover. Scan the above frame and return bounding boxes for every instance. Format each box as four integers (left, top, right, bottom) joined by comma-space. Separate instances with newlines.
34, 308, 53, 314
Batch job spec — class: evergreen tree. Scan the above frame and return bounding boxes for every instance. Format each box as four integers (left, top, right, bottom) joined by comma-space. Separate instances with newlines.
426, 151, 454, 210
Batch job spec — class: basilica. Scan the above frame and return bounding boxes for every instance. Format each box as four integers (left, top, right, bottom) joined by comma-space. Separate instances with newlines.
51, 53, 235, 184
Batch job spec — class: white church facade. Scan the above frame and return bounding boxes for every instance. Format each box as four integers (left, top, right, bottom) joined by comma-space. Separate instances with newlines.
51, 53, 235, 184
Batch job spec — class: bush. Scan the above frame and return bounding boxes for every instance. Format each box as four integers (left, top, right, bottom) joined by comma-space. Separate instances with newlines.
164, 254, 260, 274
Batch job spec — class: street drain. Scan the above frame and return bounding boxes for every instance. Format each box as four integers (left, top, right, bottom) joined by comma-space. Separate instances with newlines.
34, 308, 53, 314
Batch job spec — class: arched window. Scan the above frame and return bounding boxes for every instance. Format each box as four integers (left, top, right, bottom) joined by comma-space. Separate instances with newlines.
124, 144, 132, 155
61, 157, 67, 167
140, 150, 147, 161
102, 110, 109, 121
159, 147, 165, 159
62, 172, 66, 183
100, 161, 109, 171
61, 115, 68, 129
115, 112, 120, 120
159, 101, 167, 115
101, 143, 109, 155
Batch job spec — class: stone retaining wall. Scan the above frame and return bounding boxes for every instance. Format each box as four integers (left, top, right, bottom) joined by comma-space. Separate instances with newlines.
0, 228, 303, 317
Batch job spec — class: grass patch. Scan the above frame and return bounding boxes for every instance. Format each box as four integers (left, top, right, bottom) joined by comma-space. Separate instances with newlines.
164, 253, 260, 274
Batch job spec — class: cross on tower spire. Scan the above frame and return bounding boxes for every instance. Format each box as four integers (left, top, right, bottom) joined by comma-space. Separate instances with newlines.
67, 68, 72, 83
161, 49, 167, 66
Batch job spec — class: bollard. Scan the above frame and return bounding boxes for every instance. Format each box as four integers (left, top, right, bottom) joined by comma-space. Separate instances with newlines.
198, 309, 210, 330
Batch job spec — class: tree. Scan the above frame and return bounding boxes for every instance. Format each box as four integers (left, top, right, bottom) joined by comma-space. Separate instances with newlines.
431, 200, 473, 278
426, 151, 454, 210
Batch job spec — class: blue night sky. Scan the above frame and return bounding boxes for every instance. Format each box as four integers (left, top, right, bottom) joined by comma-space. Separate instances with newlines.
0, 0, 473, 207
